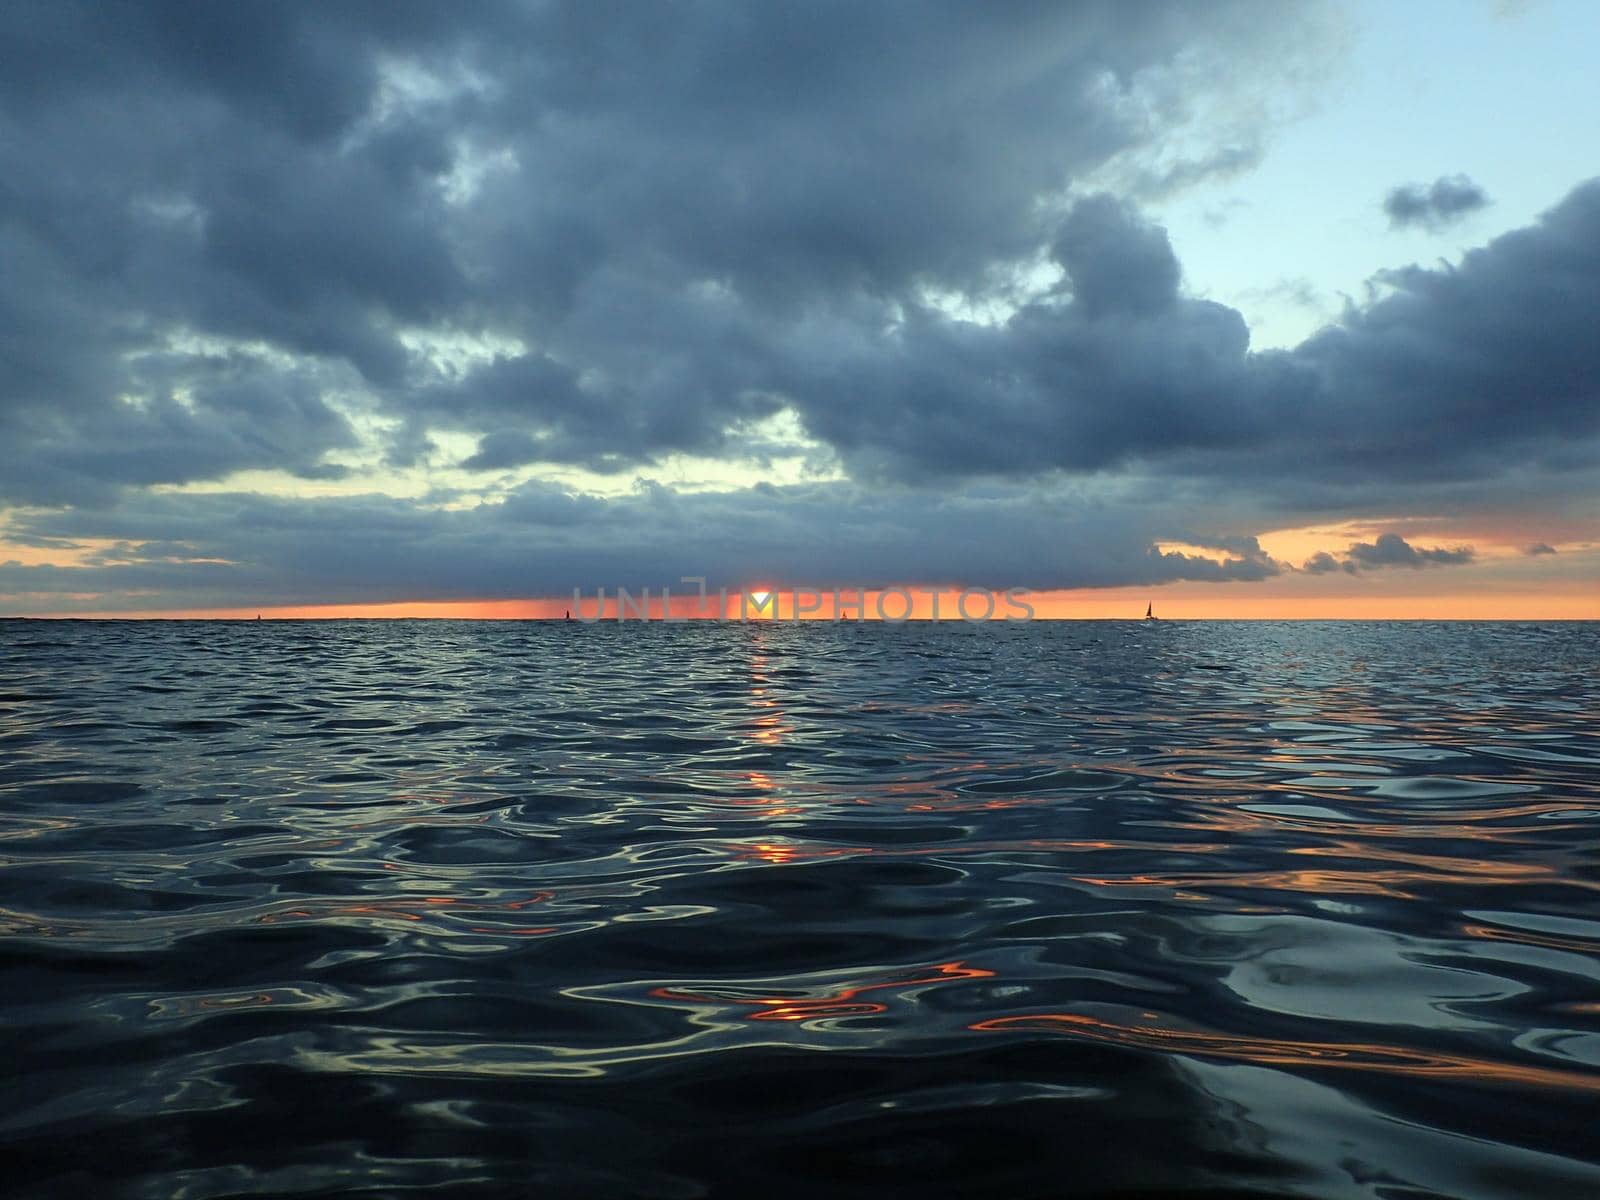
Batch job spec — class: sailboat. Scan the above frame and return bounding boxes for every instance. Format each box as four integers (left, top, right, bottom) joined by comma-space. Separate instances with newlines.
1144, 602, 1158, 621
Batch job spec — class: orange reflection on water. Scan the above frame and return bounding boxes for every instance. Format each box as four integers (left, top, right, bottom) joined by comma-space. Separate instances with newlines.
1461, 922, 1600, 957
716, 769, 795, 811
904, 795, 1056, 813
259, 886, 557, 927
466, 925, 559, 937
726, 835, 1166, 867
1168, 804, 1578, 846
1286, 840, 1561, 881
732, 643, 805, 819
1070, 840, 1576, 900
652, 961, 994, 1022
747, 648, 790, 748
289, 902, 425, 922
735, 841, 830, 865
750, 715, 786, 746
1071, 867, 1439, 901
970, 1011, 1600, 1093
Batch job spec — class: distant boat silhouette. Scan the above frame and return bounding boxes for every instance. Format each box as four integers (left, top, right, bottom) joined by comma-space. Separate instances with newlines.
1144, 602, 1158, 621
564, 609, 571, 621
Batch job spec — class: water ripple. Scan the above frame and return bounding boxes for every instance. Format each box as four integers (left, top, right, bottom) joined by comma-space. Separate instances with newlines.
1, 618, 1598, 1197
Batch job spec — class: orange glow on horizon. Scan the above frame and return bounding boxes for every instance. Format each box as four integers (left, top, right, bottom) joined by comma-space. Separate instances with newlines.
8, 583, 1594, 621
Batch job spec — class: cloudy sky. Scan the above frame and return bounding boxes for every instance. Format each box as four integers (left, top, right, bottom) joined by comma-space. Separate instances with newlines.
2, 0, 1596, 618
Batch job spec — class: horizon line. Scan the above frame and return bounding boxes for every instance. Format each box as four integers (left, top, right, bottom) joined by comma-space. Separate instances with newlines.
5, 614, 1597, 624
4, 585, 1594, 623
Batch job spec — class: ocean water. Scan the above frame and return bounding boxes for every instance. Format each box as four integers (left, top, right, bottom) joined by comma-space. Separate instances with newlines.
1, 619, 1598, 1199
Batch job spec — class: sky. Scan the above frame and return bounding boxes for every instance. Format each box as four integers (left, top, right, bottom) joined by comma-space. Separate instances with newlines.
1, 0, 1596, 619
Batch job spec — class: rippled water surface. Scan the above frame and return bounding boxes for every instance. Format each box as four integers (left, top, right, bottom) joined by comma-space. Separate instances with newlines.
2, 619, 1598, 1198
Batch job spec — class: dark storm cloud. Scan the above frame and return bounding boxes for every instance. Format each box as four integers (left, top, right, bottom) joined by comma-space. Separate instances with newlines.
1384, 175, 1490, 231
0, 348, 359, 507
784, 194, 1282, 480
1053, 195, 1183, 320
0, 0, 1335, 502
0, 0, 483, 502
0, 478, 1291, 613
774, 179, 1600, 497
1300, 533, 1475, 575
1279, 180, 1600, 489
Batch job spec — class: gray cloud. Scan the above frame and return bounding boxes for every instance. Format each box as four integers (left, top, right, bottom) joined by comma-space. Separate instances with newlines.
0, 2, 1591, 611
1300, 533, 1475, 575
1054, 195, 1184, 320
1345, 533, 1474, 569
0, 479, 1285, 614
0, 0, 1339, 504
1523, 542, 1557, 555
1383, 175, 1490, 231
783, 179, 1600, 502
1301, 551, 1343, 576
